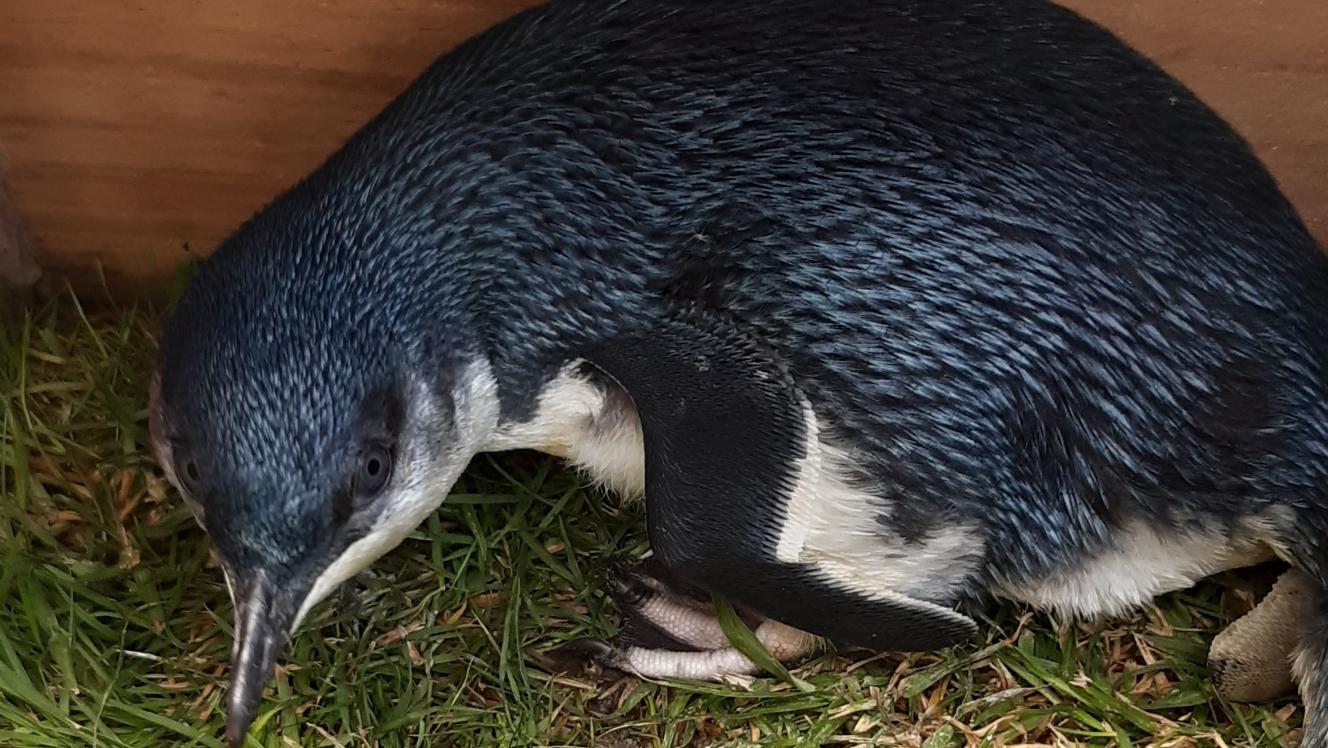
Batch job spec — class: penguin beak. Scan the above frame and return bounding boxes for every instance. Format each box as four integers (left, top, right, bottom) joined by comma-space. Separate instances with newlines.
224, 569, 308, 748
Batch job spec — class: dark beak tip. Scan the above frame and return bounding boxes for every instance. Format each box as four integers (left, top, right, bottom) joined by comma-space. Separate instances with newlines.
224, 568, 300, 748
224, 669, 268, 748
225, 713, 253, 748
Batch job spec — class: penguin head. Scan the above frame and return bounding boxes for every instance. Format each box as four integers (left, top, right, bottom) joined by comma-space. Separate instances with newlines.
147, 213, 498, 746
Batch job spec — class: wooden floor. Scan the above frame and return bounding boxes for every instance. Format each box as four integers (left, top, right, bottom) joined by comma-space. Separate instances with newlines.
1, 0, 1324, 289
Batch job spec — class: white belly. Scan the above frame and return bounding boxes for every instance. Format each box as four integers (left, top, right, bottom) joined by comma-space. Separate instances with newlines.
487, 363, 1287, 626
994, 517, 1282, 621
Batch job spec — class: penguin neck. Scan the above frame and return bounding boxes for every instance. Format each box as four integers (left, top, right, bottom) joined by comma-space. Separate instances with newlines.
473, 292, 644, 431
295, 133, 666, 428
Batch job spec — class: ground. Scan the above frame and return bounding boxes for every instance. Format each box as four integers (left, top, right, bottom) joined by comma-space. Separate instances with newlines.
0, 291, 1302, 747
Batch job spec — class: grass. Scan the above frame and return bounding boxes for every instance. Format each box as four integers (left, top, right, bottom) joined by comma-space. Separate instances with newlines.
0, 287, 1304, 747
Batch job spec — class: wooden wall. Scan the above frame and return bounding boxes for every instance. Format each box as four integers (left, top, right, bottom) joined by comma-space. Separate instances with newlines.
1, 0, 1325, 292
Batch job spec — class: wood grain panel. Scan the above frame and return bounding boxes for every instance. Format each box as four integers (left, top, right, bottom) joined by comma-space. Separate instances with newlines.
1060, 0, 1328, 251
0, 0, 545, 289
0, 0, 1323, 291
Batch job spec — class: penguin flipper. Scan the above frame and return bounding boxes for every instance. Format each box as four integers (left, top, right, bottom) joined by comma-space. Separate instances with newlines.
582, 316, 977, 654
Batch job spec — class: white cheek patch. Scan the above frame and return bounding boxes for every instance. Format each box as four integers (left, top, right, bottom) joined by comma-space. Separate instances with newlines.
774, 399, 985, 607
293, 361, 503, 633
293, 475, 449, 632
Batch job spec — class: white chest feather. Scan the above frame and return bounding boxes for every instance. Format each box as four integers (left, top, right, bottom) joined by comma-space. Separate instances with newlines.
486, 362, 647, 500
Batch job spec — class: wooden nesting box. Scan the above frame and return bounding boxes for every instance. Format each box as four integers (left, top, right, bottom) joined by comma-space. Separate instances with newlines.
1, 0, 1325, 296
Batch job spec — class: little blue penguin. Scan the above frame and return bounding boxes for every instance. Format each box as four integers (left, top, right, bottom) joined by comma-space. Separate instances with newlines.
146, 0, 1328, 744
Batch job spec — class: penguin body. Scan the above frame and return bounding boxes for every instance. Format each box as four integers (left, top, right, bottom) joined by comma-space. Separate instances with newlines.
147, 0, 1328, 744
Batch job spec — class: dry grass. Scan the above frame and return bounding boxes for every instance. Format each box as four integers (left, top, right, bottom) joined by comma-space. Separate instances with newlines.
0, 288, 1302, 746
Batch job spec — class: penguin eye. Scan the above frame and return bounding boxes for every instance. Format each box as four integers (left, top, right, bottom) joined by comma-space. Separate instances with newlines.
334, 442, 394, 525
354, 443, 393, 500
175, 452, 204, 496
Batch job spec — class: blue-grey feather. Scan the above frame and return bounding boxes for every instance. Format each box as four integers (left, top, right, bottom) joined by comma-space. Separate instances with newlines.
157, 0, 1328, 601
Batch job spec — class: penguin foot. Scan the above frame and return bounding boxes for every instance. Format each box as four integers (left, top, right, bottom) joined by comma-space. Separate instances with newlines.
606, 557, 756, 653
604, 617, 822, 681
537, 558, 822, 682
1209, 566, 1315, 703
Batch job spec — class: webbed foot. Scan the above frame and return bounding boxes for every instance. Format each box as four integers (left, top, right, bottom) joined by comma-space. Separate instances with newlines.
539, 558, 822, 682
1209, 566, 1314, 703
